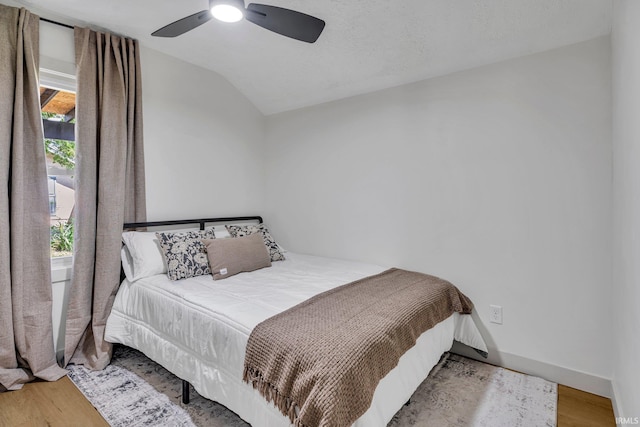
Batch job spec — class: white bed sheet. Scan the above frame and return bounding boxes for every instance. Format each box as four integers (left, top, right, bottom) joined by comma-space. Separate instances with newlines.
105, 252, 487, 427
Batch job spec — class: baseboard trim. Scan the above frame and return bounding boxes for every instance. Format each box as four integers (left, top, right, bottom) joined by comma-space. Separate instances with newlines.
450, 342, 613, 398
611, 380, 623, 419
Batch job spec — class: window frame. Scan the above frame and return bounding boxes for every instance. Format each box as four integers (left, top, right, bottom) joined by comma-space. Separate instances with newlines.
40, 67, 75, 93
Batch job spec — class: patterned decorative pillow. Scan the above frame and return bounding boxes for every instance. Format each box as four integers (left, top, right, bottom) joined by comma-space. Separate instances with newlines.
155, 229, 216, 280
225, 223, 285, 262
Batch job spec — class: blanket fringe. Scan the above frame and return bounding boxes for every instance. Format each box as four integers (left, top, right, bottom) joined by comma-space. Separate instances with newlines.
243, 365, 306, 427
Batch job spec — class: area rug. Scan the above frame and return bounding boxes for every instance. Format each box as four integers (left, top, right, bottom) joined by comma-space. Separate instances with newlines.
67, 346, 557, 427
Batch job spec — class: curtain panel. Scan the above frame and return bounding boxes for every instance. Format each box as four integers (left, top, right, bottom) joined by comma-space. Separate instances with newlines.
0, 5, 67, 391
64, 27, 146, 370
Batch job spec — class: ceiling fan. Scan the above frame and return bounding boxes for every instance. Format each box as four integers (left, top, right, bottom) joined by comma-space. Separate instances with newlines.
152, 0, 325, 43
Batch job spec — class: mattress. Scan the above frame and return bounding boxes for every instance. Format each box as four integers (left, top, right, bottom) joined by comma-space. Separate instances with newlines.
105, 252, 487, 427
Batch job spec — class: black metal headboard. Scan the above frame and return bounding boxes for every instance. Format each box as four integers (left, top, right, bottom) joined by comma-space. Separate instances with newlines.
123, 215, 263, 231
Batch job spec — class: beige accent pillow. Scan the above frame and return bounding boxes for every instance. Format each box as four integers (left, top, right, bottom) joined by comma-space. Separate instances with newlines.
203, 233, 272, 280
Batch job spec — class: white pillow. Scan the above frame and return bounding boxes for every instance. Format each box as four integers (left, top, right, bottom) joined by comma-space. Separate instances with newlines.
121, 246, 135, 281
121, 231, 167, 281
213, 226, 231, 239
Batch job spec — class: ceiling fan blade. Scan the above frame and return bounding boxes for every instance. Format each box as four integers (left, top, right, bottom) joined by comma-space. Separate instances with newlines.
245, 3, 325, 43
152, 10, 212, 37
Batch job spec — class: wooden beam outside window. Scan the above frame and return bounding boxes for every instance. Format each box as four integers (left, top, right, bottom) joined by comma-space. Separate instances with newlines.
40, 88, 59, 108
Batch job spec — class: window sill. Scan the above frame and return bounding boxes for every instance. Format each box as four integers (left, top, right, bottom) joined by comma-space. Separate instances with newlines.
51, 256, 72, 283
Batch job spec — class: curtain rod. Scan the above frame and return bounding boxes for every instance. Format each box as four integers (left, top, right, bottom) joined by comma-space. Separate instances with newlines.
40, 17, 74, 30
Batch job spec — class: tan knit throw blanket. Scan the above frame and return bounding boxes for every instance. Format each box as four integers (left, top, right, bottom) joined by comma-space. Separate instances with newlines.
242, 268, 474, 427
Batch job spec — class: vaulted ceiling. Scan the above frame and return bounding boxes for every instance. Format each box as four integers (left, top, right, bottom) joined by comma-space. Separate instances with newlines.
11, 0, 612, 115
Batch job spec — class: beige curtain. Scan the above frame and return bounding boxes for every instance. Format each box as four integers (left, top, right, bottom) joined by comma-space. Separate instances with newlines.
64, 27, 146, 370
0, 5, 67, 391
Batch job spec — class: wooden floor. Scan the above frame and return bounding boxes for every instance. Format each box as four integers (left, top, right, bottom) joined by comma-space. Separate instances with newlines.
557, 384, 616, 427
0, 376, 108, 427
0, 377, 615, 427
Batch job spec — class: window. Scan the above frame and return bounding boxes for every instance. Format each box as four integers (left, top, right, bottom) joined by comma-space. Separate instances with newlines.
40, 68, 76, 258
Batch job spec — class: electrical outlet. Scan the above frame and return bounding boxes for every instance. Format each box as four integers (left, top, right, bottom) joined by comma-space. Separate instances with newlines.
489, 305, 503, 324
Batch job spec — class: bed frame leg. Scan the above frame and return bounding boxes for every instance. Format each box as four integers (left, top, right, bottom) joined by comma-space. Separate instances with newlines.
182, 380, 190, 404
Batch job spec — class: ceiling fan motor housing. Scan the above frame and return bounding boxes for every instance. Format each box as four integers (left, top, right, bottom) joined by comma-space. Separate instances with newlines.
209, 0, 246, 11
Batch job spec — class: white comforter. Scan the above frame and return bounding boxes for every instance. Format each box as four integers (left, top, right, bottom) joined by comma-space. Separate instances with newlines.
105, 252, 487, 427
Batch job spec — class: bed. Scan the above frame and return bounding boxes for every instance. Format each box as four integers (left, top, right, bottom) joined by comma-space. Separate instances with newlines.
104, 216, 487, 427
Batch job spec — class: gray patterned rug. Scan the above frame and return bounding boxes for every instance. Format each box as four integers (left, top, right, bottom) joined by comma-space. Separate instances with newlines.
67, 346, 557, 427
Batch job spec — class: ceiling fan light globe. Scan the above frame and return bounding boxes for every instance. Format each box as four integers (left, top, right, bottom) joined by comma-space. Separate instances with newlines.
211, 4, 244, 23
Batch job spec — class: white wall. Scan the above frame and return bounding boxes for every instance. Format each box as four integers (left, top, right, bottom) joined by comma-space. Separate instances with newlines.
265, 37, 612, 394
141, 48, 265, 220
37, 19, 266, 222
612, 0, 640, 418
